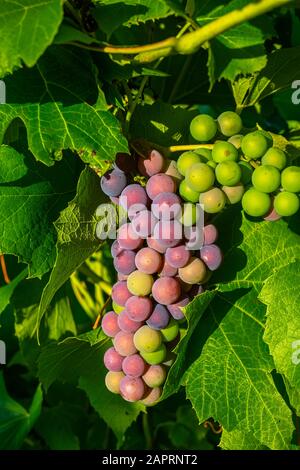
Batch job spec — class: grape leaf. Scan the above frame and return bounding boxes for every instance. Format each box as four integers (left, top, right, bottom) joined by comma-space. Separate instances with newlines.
0, 145, 79, 278
184, 289, 295, 450
284, 378, 300, 416
220, 428, 268, 450
0, 268, 27, 316
0, 46, 128, 169
0, 373, 43, 450
0, 0, 63, 76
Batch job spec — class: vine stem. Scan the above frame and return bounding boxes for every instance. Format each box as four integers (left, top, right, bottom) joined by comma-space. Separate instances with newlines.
0, 254, 10, 284
93, 295, 112, 330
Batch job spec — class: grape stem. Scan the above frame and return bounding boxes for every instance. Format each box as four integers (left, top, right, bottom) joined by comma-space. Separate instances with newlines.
93, 295, 112, 330
169, 144, 213, 152
0, 254, 10, 284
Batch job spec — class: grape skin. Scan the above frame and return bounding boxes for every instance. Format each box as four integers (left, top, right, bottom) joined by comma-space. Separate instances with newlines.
117, 223, 143, 250
101, 169, 127, 197
127, 270, 154, 296
104, 347, 124, 372
190, 114, 217, 142
146, 304, 170, 330
119, 184, 148, 211
217, 111, 242, 137
140, 343, 167, 365
158, 257, 178, 277
165, 245, 190, 268
199, 188, 226, 214
126, 296, 153, 322
167, 295, 190, 320
200, 244, 222, 271
135, 247, 162, 274
151, 192, 181, 220
242, 188, 271, 217
141, 387, 162, 406
133, 325, 162, 353
105, 371, 125, 394
131, 210, 157, 238
112, 281, 132, 307
113, 250, 136, 275
113, 331, 137, 357
152, 277, 181, 305
138, 150, 164, 177
153, 220, 183, 248
120, 376, 145, 402
117, 310, 143, 333
122, 354, 146, 377
178, 257, 206, 284
203, 224, 218, 245
274, 191, 300, 217
146, 174, 176, 200
102, 311, 120, 337
142, 365, 166, 387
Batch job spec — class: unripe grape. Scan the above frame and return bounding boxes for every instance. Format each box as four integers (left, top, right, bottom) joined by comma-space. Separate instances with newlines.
178, 257, 206, 284
222, 183, 245, 204
133, 325, 162, 353
217, 111, 242, 137
180, 203, 199, 227
199, 188, 226, 213
190, 114, 217, 142
105, 371, 125, 394
142, 365, 166, 387
242, 188, 271, 217
215, 161, 242, 186
252, 165, 281, 193
241, 131, 272, 160
179, 180, 200, 203
212, 141, 238, 163
228, 134, 243, 149
186, 163, 215, 192
112, 301, 125, 315
140, 343, 167, 365
281, 166, 300, 193
274, 191, 299, 216
127, 270, 154, 296
261, 147, 286, 170
160, 318, 179, 342
194, 148, 212, 161
177, 152, 202, 176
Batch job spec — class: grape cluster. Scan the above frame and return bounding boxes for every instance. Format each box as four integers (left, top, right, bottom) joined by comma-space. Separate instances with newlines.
99, 151, 222, 405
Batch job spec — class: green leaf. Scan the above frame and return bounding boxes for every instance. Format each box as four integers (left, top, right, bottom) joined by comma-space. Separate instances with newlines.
284, 378, 300, 416
0, 145, 79, 278
184, 289, 295, 450
0, 0, 63, 76
0, 268, 27, 315
0, 373, 43, 450
220, 428, 268, 450
0, 46, 128, 169
54, 23, 100, 45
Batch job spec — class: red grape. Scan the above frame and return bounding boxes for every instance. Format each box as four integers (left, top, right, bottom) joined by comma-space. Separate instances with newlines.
126, 296, 153, 322
104, 347, 124, 372
146, 174, 176, 200
101, 311, 120, 337
135, 247, 162, 274
112, 281, 132, 306
152, 277, 181, 305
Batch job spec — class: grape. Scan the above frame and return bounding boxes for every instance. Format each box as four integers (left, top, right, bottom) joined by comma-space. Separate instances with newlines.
180, 203, 199, 227
119, 184, 148, 211
120, 376, 145, 402
104, 347, 124, 372
160, 318, 179, 342
215, 161, 242, 186
153, 220, 183, 248
151, 193, 181, 220
131, 210, 156, 237
105, 371, 125, 394
241, 131, 271, 160
207, 160, 217, 170
142, 365, 166, 387
164, 159, 183, 187
117, 273, 128, 282
185, 225, 203, 250
194, 148, 212, 161
238, 161, 253, 185
212, 141, 239, 163
158, 258, 178, 277
113, 250, 136, 275
117, 223, 143, 250
190, 114, 217, 142
252, 165, 281, 193
101, 311, 120, 337
228, 134, 243, 149
135, 247, 162, 274
274, 191, 300, 216
165, 245, 190, 268
217, 111, 243, 137
112, 301, 125, 314
189, 284, 204, 296
141, 387, 162, 406
113, 331, 137, 356
126, 296, 153, 322
140, 343, 167, 365
261, 147, 287, 170
138, 150, 164, 177
115, 152, 136, 172
281, 166, 300, 193
133, 325, 162, 353
179, 180, 200, 203
100, 169, 127, 197
112, 281, 132, 307
177, 151, 202, 176
242, 188, 271, 217
263, 203, 281, 222
167, 295, 189, 320
178, 257, 206, 284
117, 310, 143, 333
203, 224, 218, 245
111, 240, 123, 258
146, 304, 170, 330
147, 236, 167, 254
122, 354, 146, 377
222, 183, 245, 204
152, 277, 181, 305
200, 244, 222, 271
186, 163, 215, 192
127, 270, 154, 296
146, 174, 176, 200
199, 188, 226, 213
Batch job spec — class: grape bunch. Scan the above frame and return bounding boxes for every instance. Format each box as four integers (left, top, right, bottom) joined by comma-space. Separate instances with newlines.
99, 151, 222, 405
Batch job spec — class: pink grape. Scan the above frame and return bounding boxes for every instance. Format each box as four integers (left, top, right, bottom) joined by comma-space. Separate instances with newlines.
111, 240, 123, 257
117, 272, 128, 281
120, 376, 145, 402
138, 150, 164, 177
147, 236, 167, 254
158, 257, 178, 277
146, 304, 170, 330
165, 245, 190, 268
146, 174, 176, 200
264, 204, 281, 221
112, 281, 132, 306
128, 203, 148, 221
126, 296, 153, 322
100, 169, 127, 197
117, 310, 143, 333
152, 277, 181, 305
151, 193, 181, 220
122, 354, 146, 377
117, 223, 143, 250
104, 347, 124, 372
178, 257, 207, 284
131, 210, 157, 237
105, 371, 124, 394
200, 244, 222, 271
135, 247, 162, 274
203, 224, 218, 245
101, 311, 120, 337
113, 331, 137, 356
113, 250, 136, 275
153, 220, 183, 248
119, 184, 148, 211
168, 295, 190, 320
141, 387, 162, 406
142, 365, 166, 387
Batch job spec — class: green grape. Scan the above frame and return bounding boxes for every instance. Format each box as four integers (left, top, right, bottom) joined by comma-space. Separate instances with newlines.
241, 131, 272, 160
207, 160, 217, 169
242, 188, 271, 217
179, 179, 200, 203
133, 325, 162, 353
112, 301, 124, 314
228, 134, 243, 149
199, 187, 226, 213
177, 151, 202, 176
261, 147, 287, 170
252, 165, 281, 193
180, 202, 199, 227
127, 271, 153, 296
190, 114, 217, 142
141, 343, 167, 365
186, 163, 215, 192
161, 318, 179, 342
217, 111, 243, 137
238, 161, 253, 184
281, 166, 300, 193
212, 141, 239, 163
194, 147, 212, 161
215, 161, 242, 186
222, 183, 245, 204
274, 191, 300, 216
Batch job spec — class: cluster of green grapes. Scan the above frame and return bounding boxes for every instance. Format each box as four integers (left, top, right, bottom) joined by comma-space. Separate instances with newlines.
178, 111, 300, 219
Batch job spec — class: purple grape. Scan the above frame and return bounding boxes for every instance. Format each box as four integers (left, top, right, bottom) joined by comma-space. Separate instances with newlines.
151, 193, 181, 220
167, 295, 190, 320
138, 150, 164, 177
122, 354, 146, 377
102, 311, 120, 337
126, 296, 153, 322
128, 203, 148, 221
120, 376, 145, 402
113, 250, 136, 275
117, 223, 143, 250
111, 240, 123, 258
147, 236, 167, 254
158, 257, 178, 277
200, 244, 222, 271
112, 281, 132, 306
165, 245, 190, 268
146, 304, 170, 330
104, 347, 124, 372
152, 277, 181, 305
113, 331, 137, 356
203, 224, 218, 245
119, 184, 148, 211
153, 220, 183, 248
131, 210, 157, 238
135, 247, 162, 274
117, 310, 143, 333
146, 174, 176, 200
101, 169, 127, 197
